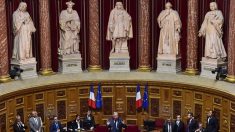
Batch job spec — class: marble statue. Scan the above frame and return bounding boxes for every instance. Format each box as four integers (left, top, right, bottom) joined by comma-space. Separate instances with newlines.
12, 2, 36, 62
59, 1, 80, 55
199, 2, 227, 59
157, 2, 182, 55
106, 2, 133, 53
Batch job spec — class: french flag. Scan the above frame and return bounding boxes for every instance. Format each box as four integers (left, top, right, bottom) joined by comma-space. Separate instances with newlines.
136, 84, 142, 109
88, 85, 96, 109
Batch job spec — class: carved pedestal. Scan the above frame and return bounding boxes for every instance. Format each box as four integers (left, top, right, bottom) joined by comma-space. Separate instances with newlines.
11, 58, 38, 79
157, 54, 181, 73
200, 57, 227, 79
58, 54, 82, 74
109, 53, 130, 72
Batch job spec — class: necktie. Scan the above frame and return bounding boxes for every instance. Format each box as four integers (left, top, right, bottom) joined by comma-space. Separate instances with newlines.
17, 122, 21, 128
34, 118, 38, 125
115, 120, 118, 130
208, 117, 211, 123
77, 121, 80, 129
168, 124, 172, 132
88, 116, 91, 120
55, 123, 58, 129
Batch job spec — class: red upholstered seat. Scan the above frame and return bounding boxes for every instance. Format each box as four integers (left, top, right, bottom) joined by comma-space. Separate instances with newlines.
155, 118, 165, 129
94, 125, 109, 132
124, 125, 140, 132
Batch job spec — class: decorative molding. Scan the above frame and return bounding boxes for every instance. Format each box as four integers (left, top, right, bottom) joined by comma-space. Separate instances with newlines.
16, 97, 24, 105
35, 93, 44, 101
0, 102, 6, 111
150, 98, 159, 117
173, 100, 181, 119
57, 100, 66, 120
1, 81, 235, 102
126, 97, 136, 115
103, 97, 113, 115
57, 90, 66, 97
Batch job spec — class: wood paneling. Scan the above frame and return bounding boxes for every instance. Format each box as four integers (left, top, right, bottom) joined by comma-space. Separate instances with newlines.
230, 114, 235, 131
173, 100, 181, 119
57, 100, 66, 120
79, 98, 89, 117
0, 114, 6, 132
195, 104, 203, 122
0, 81, 235, 131
103, 97, 113, 115
126, 97, 136, 115
150, 98, 159, 117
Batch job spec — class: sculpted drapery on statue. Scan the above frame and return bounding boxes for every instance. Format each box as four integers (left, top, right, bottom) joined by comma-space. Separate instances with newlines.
199, 2, 227, 59
106, 2, 133, 53
157, 2, 182, 55
59, 1, 80, 55
12, 2, 36, 62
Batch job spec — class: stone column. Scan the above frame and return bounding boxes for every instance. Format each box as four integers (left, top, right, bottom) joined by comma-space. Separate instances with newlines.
88, 0, 102, 72
0, 0, 11, 83
185, 0, 199, 75
137, 0, 151, 72
39, 0, 54, 75
226, 0, 235, 83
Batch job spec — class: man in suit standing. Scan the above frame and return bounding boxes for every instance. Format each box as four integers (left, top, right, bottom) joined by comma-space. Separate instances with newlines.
29, 111, 43, 132
13, 114, 26, 132
107, 112, 127, 132
205, 110, 219, 132
83, 110, 95, 130
186, 112, 198, 132
173, 115, 184, 132
67, 114, 84, 132
163, 117, 174, 132
50, 116, 63, 132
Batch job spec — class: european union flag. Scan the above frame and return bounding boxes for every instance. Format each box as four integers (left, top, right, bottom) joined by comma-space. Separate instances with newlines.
142, 84, 149, 109
96, 84, 102, 109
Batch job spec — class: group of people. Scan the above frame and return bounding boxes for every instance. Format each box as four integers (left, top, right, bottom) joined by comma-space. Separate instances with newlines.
66, 111, 127, 132
13, 111, 43, 132
12, 110, 94, 132
13, 110, 96, 132
163, 110, 219, 132
66, 110, 95, 131
12, 110, 127, 132
13, 110, 218, 132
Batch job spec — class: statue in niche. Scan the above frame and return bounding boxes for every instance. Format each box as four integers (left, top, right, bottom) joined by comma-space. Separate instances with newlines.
157, 2, 182, 55
106, 2, 133, 53
12, 2, 36, 62
199, 2, 227, 59
59, 1, 80, 55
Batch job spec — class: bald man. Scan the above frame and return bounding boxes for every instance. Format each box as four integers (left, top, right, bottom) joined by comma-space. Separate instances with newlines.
29, 111, 43, 132
107, 112, 127, 132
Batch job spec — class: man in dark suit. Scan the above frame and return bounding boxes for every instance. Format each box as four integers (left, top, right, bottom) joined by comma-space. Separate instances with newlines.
50, 116, 63, 132
67, 114, 84, 132
163, 117, 173, 132
106, 112, 127, 132
205, 110, 219, 132
13, 114, 26, 132
83, 110, 95, 130
186, 112, 198, 132
173, 115, 184, 132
